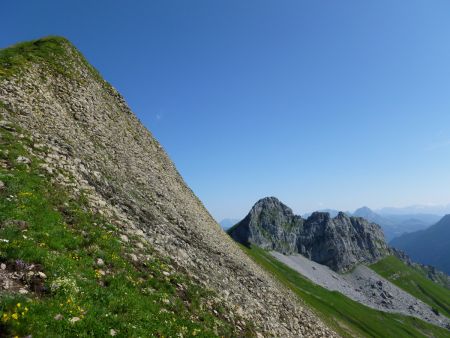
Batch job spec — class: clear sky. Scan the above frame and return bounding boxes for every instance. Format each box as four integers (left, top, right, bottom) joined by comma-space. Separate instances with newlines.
3, 1, 450, 220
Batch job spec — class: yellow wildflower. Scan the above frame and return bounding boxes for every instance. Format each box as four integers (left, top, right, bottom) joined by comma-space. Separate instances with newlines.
18, 192, 33, 197
12, 313, 19, 320
16, 303, 21, 308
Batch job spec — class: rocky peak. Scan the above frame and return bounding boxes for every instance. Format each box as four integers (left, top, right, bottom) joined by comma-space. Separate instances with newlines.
229, 197, 303, 254
248, 196, 296, 225
355, 206, 372, 212
251, 196, 294, 215
229, 197, 390, 272
354, 206, 376, 218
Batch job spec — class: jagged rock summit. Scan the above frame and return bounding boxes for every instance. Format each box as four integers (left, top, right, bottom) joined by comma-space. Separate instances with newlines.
0, 37, 336, 337
229, 197, 390, 272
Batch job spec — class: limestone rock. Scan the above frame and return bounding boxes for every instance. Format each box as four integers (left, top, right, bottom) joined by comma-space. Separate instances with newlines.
69, 317, 80, 324
16, 156, 31, 164
229, 196, 389, 272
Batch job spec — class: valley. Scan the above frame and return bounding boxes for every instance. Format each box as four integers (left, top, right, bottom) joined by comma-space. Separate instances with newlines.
228, 196, 450, 337
242, 245, 450, 338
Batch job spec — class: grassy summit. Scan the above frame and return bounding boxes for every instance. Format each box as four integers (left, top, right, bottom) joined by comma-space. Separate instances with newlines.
0, 36, 108, 89
1, 37, 73, 79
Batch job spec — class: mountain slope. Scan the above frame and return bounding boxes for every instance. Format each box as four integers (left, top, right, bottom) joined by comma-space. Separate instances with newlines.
0, 37, 334, 337
242, 245, 450, 338
270, 252, 449, 328
0, 126, 239, 336
390, 215, 450, 274
229, 197, 389, 272
371, 256, 450, 318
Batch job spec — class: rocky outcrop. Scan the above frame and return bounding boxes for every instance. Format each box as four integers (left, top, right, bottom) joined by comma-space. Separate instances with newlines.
229, 197, 389, 272
0, 37, 336, 337
229, 197, 304, 253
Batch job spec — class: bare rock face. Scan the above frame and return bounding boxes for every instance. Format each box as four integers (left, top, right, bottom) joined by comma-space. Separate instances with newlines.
229, 196, 304, 253
0, 37, 336, 337
229, 197, 389, 272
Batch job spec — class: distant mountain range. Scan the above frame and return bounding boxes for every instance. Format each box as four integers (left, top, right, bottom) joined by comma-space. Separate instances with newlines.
353, 207, 441, 241
377, 204, 450, 216
390, 215, 450, 274
219, 218, 239, 230
222, 205, 445, 240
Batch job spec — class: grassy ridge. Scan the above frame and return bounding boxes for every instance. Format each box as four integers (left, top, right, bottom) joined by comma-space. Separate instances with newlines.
0, 36, 112, 93
0, 37, 73, 79
371, 256, 450, 318
0, 123, 243, 337
241, 244, 449, 338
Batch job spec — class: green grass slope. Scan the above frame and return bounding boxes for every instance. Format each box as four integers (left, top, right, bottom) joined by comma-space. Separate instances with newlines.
0, 36, 103, 83
0, 122, 245, 337
371, 256, 450, 318
241, 245, 449, 338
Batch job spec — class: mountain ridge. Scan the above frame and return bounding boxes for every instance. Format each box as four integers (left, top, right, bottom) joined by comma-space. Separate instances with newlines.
391, 214, 450, 274
0, 37, 334, 337
229, 196, 389, 272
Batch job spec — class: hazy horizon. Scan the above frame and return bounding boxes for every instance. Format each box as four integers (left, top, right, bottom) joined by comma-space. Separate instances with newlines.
217, 200, 450, 223
4, 1, 450, 221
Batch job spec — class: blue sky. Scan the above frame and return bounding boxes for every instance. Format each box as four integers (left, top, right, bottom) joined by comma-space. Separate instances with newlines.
3, 1, 450, 220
